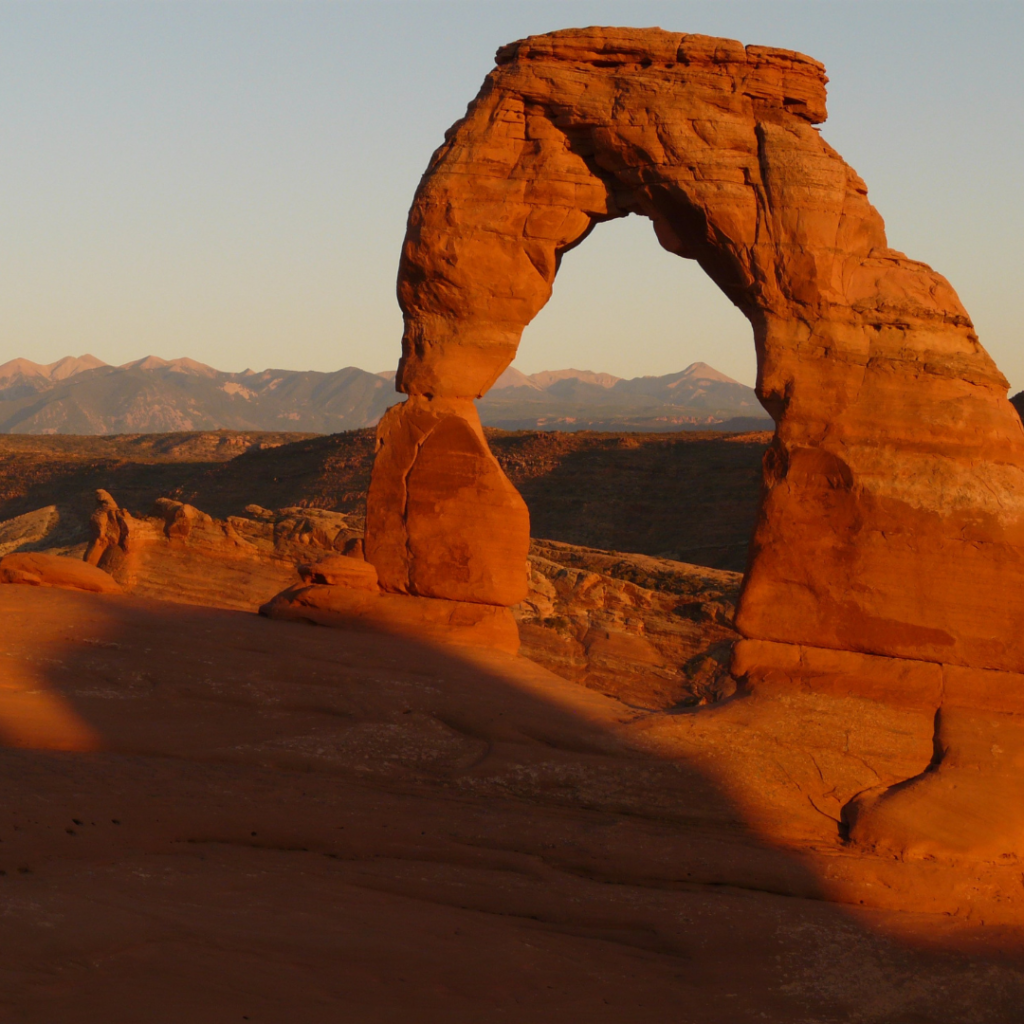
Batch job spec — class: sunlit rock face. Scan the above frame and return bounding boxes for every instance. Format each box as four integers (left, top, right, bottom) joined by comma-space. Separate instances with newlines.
365, 27, 1024, 859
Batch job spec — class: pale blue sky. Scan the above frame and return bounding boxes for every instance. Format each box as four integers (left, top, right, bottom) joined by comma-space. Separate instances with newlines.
1, 1, 1021, 390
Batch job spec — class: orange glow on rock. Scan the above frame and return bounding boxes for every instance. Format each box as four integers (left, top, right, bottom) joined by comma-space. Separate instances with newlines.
0, 665, 101, 752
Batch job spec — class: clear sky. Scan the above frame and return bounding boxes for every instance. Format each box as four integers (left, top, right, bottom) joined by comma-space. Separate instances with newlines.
1, 1, 1021, 390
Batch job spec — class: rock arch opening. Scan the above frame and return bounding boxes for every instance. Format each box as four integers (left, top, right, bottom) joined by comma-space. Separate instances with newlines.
508, 213, 756, 389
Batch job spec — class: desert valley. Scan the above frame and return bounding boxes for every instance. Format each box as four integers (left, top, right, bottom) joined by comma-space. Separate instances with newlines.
2, 17, 1024, 1024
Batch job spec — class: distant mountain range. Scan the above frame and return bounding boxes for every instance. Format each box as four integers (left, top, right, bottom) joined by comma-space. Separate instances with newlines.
481, 362, 770, 431
0, 355, 399, 435
0, 355, 772, 435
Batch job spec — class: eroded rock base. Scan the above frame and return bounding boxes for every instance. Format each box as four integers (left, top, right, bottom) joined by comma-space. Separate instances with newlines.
260, 583, 521, 655
726, 640, 1024, 863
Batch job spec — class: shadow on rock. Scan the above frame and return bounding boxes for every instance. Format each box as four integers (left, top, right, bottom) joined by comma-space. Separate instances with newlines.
0, 586, 1022, 1023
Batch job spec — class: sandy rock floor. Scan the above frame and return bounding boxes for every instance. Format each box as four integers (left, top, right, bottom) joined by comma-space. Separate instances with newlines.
0, 586, 1022, 1023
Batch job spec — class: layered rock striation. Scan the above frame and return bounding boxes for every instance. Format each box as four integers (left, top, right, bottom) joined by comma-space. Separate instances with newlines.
515, 539, 741, 709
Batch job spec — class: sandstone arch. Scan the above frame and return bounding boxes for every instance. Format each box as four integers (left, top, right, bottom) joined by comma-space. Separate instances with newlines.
364, 28, 1024, 857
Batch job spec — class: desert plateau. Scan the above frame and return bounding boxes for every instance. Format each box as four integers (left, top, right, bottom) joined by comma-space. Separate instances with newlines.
3, 15, 1024, 1024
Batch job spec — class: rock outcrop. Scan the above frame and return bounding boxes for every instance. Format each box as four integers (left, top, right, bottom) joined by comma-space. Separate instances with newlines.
66, 484, 737, 672
515, 540, 741, 709
84, 490, 361, 612
0, 551, 121, 594
260, 575, 521, 655
0, 428, 770, 573
0, 506, 60, 557
361, 27, 1024, 861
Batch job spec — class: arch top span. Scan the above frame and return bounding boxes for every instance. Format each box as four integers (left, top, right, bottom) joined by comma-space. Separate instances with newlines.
395, 25, 998, 411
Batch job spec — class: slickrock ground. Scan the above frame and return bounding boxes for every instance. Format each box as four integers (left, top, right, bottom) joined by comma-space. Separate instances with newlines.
3, 474, 1024, 1016
1, 585, 1023, 1023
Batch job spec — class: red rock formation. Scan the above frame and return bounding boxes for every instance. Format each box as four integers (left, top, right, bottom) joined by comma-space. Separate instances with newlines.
298, 553, 380, 591
366, 397, 529, 605
81, 489, 523, 653
0, 551, 121, 594
516, 540, 741, 708
260, 539, 520, 653
84, 491, 360, 612
363, 27, 1024, 859
260, 584, 520, 655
